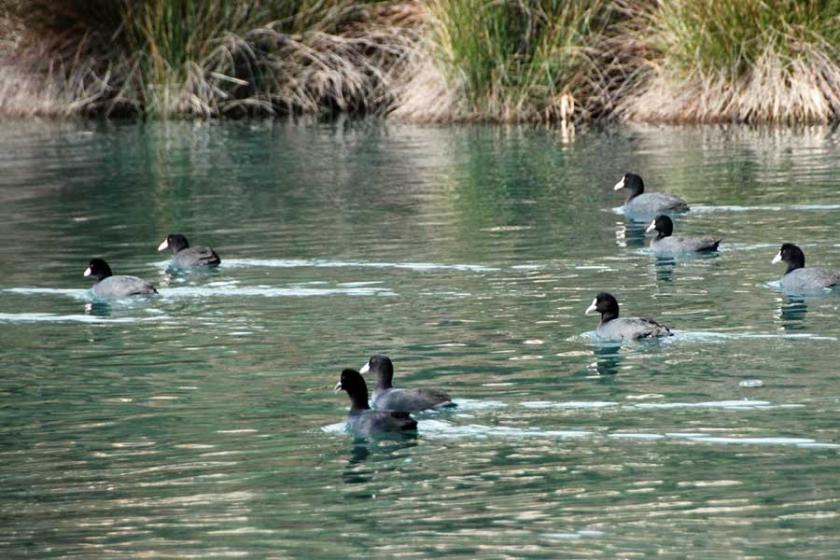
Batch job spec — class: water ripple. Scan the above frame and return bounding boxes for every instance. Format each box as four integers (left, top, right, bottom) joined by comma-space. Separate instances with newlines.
188, 258, 500, 273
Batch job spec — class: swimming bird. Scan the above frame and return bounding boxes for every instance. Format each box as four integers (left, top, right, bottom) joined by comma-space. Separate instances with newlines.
83, 258, 157, 299
772, 243, 840, 294
334, 368, 417, 436
585, 292, 672, 341
360, 355, 454, 413
613, 173, 689, 220
157, 233, 221, 269
646, 215, 720, 256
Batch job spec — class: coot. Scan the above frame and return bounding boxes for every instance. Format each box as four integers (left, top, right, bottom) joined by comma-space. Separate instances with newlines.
646, 215, 720, 256
360, 355, 454, 413
614, 173, 689, 220
334, 369, 417, 436
83, 258, 157, 299
772, 243, 840, 294
585, 292, 672, 341
157, 233, 220, 268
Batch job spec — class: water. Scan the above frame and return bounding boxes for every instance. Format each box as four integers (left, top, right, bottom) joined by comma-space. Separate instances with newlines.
1, 120, 839, 557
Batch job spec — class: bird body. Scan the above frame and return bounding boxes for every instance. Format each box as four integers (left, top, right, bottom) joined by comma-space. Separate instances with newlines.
335, 369, 417, 437
585, 292, 672, 341
773, 243, 840, 294
614, 173, 689, 220
360, 355, 454, 413
646, 215, 720, 256
84, 258, 157, 299
158, 233, 221, 268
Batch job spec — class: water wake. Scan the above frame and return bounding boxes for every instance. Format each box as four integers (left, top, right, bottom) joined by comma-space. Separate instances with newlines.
613, 203, 840, 216
179, 258, 500, 273
570, 330, 837, 343
3, 285, 396, 299
0, 312, 167, 324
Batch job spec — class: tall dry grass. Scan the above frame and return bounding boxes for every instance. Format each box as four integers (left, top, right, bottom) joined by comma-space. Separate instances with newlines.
622, 0, 840, 123
0, 0, 420, 118
5, 0, 840, 124
393, 0, 631, 123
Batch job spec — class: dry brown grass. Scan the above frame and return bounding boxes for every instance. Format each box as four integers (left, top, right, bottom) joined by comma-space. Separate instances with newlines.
391, 0, 632, 124
620, 0, 840, 124
0, 0, 422, 119
4, 0, 840, 124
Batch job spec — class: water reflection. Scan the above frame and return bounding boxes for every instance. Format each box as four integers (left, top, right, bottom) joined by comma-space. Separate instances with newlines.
654, 258, 675, 283
84, 301, 112, 317
615, 221, 648, 249
589, 344, 622, 376
342, 437, 418, 489
778, 296, 808, 331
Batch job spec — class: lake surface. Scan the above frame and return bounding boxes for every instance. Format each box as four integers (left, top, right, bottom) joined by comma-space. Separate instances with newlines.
1, 120, 839, 558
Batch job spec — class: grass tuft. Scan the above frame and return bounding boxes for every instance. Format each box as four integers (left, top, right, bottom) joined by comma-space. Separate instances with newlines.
5, 0, 840, 124
393, 0, 627, 123
0, 0, 420, 118
622, 0, 840, 124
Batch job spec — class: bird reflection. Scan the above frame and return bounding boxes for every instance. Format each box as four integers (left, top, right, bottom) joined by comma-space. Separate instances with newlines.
589, 344, 622, 376
654, 257, 676, 283
615, 221, 648, 249
342, 436, 418, 491
778, 296, 807, 331
84, 301, 112, 317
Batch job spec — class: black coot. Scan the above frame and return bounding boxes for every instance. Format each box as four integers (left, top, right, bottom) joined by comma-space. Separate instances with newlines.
360, 355, 454, 413
647, 215, 720, 256
158, 233, 221, 268
84, 258, 157, 299
613, 173, 689, 220
585, 292, 671, 341
334, 369, 417, 436
772, 243, 840, 294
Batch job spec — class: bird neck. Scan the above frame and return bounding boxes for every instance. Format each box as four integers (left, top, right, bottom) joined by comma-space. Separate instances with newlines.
348, 391, 370, 412
786, 261, 803, 274
376, 370, 394, 391
600, 309, 619, 323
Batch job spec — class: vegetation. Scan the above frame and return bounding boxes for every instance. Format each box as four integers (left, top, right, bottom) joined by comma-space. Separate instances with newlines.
394, 0, 626, 123
4, 0, 840, 124
0, 0, 419, 117
623, 0, 840, 123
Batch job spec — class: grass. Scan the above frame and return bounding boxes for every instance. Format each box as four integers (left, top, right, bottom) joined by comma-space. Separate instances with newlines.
623, 0, 840, 123
4, 0, 840, 123
0, 0, 419, 118
394, 0, 626, 123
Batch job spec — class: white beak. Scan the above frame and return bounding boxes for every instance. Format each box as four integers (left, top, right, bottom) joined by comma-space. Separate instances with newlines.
359, 362, 370, 374
771, 252, 782, 264
334, 381, 343, 392
613, 177, 625, 191
584, 298, 597, 315
645, 220, 656, 233
83, 266, 92, 277
157, 239, 169, 252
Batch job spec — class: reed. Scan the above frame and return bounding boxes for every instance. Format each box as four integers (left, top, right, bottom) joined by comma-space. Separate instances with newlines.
0, 0, 419, 118
393, 0, 626, 123
5, 0, 840, 124
622, 0, 840, 123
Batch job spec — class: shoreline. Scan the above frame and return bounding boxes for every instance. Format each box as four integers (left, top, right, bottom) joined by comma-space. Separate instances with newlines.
3, 1, 840, 125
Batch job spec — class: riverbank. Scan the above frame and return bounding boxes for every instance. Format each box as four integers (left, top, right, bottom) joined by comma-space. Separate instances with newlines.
3, 0, 840, 124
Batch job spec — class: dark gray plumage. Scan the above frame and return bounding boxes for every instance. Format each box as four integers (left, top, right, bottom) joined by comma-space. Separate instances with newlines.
585, 292, 672, 341
614, 173, 689, 220
773, 243, 840, 294
158, 233, 221, 268
360, 355, 454, 413
334, 369, 417, 436
84, 258, 157, 299
647, 215, 720, 256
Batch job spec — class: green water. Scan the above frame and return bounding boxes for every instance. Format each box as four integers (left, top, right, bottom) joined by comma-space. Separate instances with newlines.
1, 121, 839, 558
